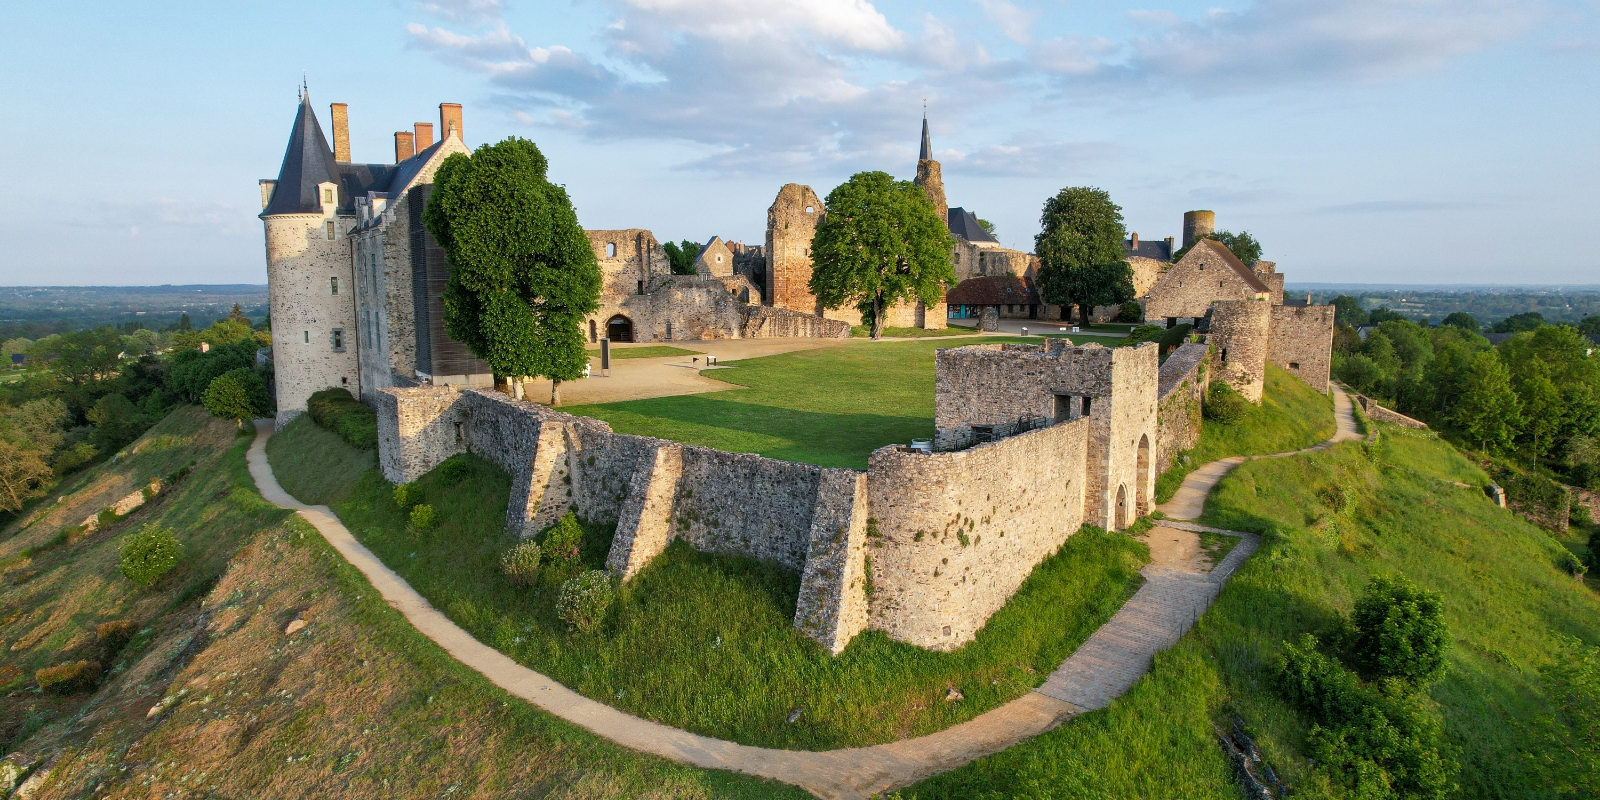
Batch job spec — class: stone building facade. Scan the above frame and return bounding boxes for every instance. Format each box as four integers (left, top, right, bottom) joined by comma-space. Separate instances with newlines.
1268, 304, 1335, 394
1144, 239, 1272, 322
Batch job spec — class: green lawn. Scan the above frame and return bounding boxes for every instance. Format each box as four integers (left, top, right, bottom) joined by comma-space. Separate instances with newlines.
587, 345, 702, 359
567, 337, 1120, 469
848, 325, 983, 338
1155, 365, 1336, 503
269, 417, 1150, 750
898, 423, 1600, 798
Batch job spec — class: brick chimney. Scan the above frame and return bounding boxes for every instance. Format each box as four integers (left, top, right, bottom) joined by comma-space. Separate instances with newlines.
414, 122, 434, 151
1164, 236, 1175, 255
439, 103, 463, 141
394, 131, 415, 163
1130, 232, 1139, 250
330, 103, 350, 163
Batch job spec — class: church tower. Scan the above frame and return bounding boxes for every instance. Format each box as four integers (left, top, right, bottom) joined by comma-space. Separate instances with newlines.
913, 114, 948, 222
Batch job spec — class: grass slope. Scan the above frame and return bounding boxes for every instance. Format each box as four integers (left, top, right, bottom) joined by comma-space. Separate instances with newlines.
265, 415, 376, 505
1155, 364, 1336, 503
566, 337, 1121, 469
0, 411, 797, 798
899, 424, 1599, 799
269, 417, 1151, 750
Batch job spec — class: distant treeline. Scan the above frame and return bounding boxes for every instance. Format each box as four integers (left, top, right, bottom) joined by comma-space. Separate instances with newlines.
0, 285, 268, 341
1304, 288, 1600, 327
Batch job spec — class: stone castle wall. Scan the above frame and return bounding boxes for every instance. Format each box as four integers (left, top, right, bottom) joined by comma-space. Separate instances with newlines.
264, 212, 361, 425
1155, 342, 1207, 473
864, 420, 1089, 650
1209, 299, 1272, 403
741, 306, 852, 339
588, 229, 669, 301
1144, 243, 1265, 320
766, 184, 825, 314
1268, 305, 1335, 394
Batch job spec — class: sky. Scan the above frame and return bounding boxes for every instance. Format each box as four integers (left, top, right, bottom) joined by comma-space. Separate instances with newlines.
1, 0, 1596, 286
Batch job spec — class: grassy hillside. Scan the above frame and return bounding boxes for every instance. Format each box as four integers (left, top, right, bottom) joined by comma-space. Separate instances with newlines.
1155, 364, 1336, 503
898, 423, 1599, 798
0, 410, 798, 799
267, 413, 1151, 750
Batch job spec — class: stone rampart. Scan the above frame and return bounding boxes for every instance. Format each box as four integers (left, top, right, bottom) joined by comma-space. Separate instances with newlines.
740, 306, 851, 339
864, 420, 1089, 650
1155, 342, 1207, 473
1209, 299, 1272, 403
1352, 394, 1427, 429
1268, 305, 1335, 394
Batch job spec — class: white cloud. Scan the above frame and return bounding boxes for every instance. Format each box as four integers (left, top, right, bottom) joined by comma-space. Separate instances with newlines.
974, 0, 1039, 44
415, 0, 507, 22
939, 138, 1119, 177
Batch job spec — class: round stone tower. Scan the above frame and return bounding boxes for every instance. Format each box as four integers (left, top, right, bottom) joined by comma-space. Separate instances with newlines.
1182, 210, 1215, 249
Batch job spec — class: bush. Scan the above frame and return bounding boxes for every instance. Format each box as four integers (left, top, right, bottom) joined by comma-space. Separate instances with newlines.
307, 388, 377, 450
1204, 381, 1251, 424
1125, 324, 1165, 345
542, 512, 584, 565
556, 570, 615, 632
202, 367, 270, 424
1115, 301, 1143, 323
501, 540, 543, 587
117, 524, 182, 586
96, 619, 137, 660
1350, 574, 1450, 686
409, 504, 436, 531
435, 457, 469, 485
393, 483, 419, 511
35, 660, 102, 695
1158, 322, 1193, 353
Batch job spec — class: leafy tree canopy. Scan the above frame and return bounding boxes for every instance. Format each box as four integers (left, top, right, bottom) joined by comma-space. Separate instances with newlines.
1171, 229, 1263, 266
976, 217, 997, 237
1439, 312, 1480, 333
662, 240, 702, 276
1034, 187, 1132, 324
808, 171, 955, 340
1493, 311, 1546, 333
1330, 295, 1367, 327
201, 368, 269, 426
424, 137, 602, 404
1580, 315, 1600, 335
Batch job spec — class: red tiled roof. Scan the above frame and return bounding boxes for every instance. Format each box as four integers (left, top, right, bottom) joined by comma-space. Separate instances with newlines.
945, 275, 1040, 306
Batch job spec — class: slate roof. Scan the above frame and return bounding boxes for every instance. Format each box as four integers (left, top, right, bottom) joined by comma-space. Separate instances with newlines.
1193, 238, 1270, 293
262, 95, 343, 217
1125, 238, 1172, 261
946, 275, 1039, 306
947, 207, 999, 244
919, 116, 932, 161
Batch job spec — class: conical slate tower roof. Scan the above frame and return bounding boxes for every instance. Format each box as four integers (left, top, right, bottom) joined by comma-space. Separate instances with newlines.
919, 114, 932, 161
262, 92, 342, 216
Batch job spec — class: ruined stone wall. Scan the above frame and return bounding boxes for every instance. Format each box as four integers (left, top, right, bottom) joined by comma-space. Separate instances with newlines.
594, 276, 747, 343
882, 299, 948, 330
864, 420, 1089, 650
740, 306, 851, 338
766, 184, 825, 314
1155, 342, 1207, 473
375, 385, 466, 485
932, 341, 1159, 527
1353, 394, 1428, 429
1269, 305, 1335, 394
1144, 244, 1266, 319
588, 229, 669, 301
953, 243, 1031, 282
1127, 256, 1169, 297
1209, 299, 1272, 403
265, 213, 361, 425
915, 159, 947, 222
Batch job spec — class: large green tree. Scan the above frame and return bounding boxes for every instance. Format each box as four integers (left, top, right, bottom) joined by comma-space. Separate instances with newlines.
424, 138, 601, 405
808, 171, 955, 340
1034, 187, 1133, 325
1453, 351, 1523, 453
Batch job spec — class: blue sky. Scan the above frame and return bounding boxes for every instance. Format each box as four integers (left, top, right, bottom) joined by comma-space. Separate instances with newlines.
1, 0, 1596, 286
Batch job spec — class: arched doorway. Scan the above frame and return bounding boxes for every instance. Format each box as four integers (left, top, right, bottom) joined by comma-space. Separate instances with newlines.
1135, 434, 1151, 516
1114, 484, 1129, 531
588, 319, 598, 343
607, 315, 634, 343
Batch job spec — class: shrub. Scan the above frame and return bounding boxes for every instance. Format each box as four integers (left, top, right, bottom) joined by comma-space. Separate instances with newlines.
118, 524, 182, 586
393, 483, 419, 511
1158, 322, 1193, 353
500, 540, 543, 587
1204, 380, 1251, 424
1115, 301, 1143, 323
1277, 634, 1365, 725
202, 367, 270, 424
96, 619, 137, 660
435, 457, 469, 485
1125, 324, 1165, 345
307, 388, 377, 450
409, 504, 436, 531
1350, 574, 1450, 686
542, 512, 584, 565
556, 570, 615, 632
36, 660, 102, 694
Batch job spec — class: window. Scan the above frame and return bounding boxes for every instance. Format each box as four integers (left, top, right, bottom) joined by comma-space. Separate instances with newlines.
330, 276, 339, 295
341, 376, 348, 385
606, 242, 617, 258
1081, 397, 1092, 416
1221, 348, 1229, 362
323, 188, 334, 204
665, 321, 673, 340
1290, 362, 1301, 369
331, 328, 345, 352
805, 205, 814, 213
325, 221, 335, 240
303, 330, 309, 343
637, 280, 644, 295
715, 254, 723, 263
1053, 394, 1073, 423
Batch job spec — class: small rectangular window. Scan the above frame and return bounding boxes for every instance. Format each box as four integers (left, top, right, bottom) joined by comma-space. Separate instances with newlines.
330, 276, 339, 295
1221, 348, 1229, 362
1081, 397, 1092, 416
303, 330, 309, 344
1290, 362, 1301, 369
326, 221, 335, 240
331, 328, 345, 352
1053, 395, 1072, 423
323, 188, 334, 204
971, 426, 994, 443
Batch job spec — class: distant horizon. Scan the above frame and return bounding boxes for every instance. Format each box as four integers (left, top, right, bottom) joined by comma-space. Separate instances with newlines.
1, 282, 1600, 292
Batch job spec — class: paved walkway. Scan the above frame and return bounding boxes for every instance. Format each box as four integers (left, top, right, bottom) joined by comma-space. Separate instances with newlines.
1157, 385, 1363, 520
243, 390, 1357, 797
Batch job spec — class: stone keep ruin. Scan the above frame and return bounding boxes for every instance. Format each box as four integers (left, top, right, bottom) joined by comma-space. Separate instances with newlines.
374, 337, 1226, 655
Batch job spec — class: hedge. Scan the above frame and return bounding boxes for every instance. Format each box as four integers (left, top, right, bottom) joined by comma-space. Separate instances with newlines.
307, 388, 378, 450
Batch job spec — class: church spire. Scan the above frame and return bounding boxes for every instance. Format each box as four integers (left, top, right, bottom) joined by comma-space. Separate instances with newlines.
919, 113, 932, 161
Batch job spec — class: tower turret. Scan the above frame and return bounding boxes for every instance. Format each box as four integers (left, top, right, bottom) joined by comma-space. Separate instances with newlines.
913, 113, 948, 222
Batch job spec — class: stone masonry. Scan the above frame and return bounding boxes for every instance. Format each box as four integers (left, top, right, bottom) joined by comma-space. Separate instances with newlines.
1209, 299, 1272, 403
766, 184, 826, 315
1155, 342, 1207, 473
1144, 239, 1270, 321
1268, 304, 1335, 394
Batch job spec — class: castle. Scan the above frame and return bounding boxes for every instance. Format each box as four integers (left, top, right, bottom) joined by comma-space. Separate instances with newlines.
262, 93, 1333, 655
